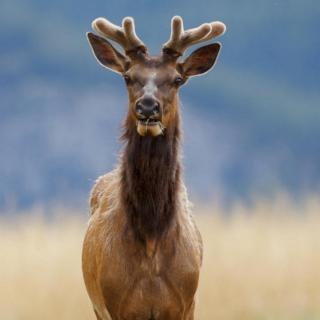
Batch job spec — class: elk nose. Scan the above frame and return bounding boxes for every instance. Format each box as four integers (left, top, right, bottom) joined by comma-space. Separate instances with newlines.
135, 97, 160, 119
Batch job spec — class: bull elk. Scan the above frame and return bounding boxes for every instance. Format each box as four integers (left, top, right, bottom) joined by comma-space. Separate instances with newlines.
82, 15, 226, 320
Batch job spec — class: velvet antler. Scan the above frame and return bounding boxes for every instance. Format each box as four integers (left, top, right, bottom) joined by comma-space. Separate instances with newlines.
92, 17, 147, 56
162, 16, 226, 57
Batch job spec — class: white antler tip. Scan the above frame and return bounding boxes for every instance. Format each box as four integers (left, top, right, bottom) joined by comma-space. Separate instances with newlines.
122, 17, 134, 28
172, 16, 183, 25
172, 15, 182, 21
91, 17, 104, 31
211, 21, 227, 36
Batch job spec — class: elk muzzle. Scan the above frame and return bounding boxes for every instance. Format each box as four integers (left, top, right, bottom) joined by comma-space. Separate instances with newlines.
135, 97, 160, 119
135, 97, 165, 137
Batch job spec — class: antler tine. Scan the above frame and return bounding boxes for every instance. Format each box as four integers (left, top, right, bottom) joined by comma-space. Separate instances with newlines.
163, 16, 226, 57
200, 21, 226, 42
92, 17, 147, 55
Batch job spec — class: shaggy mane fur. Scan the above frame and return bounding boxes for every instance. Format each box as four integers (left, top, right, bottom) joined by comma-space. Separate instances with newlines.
120, 113, 181, 241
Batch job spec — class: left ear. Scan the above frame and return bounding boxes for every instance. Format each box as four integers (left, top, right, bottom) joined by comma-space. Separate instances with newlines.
179, 43, 221, 77
87, 32, 129, 74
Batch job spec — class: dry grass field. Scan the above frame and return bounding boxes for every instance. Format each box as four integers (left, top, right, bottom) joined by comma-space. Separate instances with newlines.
1, 196, 320, 320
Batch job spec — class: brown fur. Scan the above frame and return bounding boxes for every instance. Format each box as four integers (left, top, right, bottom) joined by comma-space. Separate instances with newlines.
120, 111, 181, 242
83, 15, 225, 320
82, 100, 203, 320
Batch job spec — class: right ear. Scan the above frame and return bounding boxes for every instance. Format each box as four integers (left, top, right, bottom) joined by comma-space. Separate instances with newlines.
87, 32, 129, 74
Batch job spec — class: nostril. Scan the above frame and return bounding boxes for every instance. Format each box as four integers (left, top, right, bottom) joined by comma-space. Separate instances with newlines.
153, 102, 160, 114
136, 99, 161, 118
136, 102, 143, 114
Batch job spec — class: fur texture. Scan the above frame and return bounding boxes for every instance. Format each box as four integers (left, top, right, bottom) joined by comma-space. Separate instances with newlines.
120, 111, 181, 241
83, 15, 226, 320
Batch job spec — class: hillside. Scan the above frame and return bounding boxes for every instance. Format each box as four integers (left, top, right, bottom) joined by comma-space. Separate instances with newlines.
1, 0, 319, 208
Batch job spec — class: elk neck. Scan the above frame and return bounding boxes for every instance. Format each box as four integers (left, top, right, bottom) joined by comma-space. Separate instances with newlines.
120, 103, 182, 242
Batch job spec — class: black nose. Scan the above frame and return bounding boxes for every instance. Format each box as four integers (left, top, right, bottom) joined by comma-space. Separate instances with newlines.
135, 97, 160, 119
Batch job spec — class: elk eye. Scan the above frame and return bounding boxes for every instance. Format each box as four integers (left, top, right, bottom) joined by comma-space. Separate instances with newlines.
174, 76, 183, 85
123, 75, 131, 85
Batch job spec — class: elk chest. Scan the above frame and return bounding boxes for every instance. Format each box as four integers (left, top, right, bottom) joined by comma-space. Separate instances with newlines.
82, 208, 202, 320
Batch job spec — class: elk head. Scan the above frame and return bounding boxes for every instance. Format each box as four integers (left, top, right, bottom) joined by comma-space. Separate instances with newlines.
87, 16, 226, 137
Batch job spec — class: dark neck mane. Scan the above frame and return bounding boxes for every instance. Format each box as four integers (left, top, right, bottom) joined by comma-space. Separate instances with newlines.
120, 114, 181, 241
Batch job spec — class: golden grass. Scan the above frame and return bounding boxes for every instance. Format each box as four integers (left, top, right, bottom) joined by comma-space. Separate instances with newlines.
1, 197, 320, 320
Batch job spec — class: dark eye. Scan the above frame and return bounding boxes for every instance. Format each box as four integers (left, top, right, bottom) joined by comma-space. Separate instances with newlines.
174, 76, 183, 86
123, 75, 131, 85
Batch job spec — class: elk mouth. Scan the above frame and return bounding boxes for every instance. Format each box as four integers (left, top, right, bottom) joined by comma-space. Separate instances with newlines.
136, 118, 166, 136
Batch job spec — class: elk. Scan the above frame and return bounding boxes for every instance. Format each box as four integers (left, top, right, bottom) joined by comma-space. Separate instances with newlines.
82, 16, 226, 320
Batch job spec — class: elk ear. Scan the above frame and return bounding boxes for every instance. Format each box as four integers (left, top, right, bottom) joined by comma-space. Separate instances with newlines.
87, 32, 129, 74
179, 43, 221, 77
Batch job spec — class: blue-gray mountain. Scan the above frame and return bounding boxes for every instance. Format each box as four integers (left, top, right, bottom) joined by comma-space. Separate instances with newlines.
1, 0, 319, 209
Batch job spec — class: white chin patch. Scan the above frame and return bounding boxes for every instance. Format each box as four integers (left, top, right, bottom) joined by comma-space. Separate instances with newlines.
136, 120, 165, 136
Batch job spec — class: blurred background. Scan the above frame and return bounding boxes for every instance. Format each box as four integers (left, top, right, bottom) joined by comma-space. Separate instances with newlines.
1, 0, 319, 210
1, 1, 320, 319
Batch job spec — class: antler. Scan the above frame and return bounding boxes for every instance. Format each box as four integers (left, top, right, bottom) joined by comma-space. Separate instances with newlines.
92, 17, 147, 56
163, 16, 226, 57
